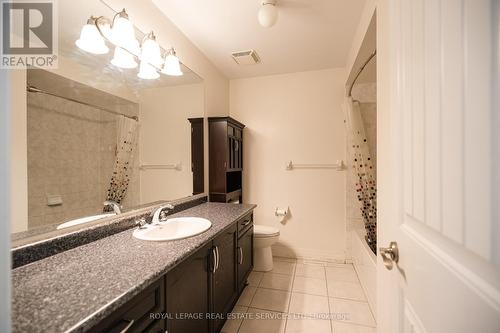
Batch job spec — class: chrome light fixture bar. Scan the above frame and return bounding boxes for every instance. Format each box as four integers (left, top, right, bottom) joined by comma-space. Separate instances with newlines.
75, 8, 183, 79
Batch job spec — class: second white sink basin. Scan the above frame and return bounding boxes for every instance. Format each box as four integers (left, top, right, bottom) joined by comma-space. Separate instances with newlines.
133, 217, 212, 242
56, 213, 116, 230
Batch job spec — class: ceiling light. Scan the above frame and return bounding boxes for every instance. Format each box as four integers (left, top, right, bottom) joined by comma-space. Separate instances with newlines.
138, 60, 160, 80
140, 32, 162, 68
162, 48, 183, 76
75, 17, 109, 54
111, 46, 137, 69
258, 0, 278, 28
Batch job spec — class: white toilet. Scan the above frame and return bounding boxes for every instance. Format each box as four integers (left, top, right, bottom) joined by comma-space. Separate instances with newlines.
253, 225, 280, 271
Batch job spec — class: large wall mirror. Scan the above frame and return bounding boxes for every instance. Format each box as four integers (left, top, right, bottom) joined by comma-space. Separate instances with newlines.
11, 0, 205, 245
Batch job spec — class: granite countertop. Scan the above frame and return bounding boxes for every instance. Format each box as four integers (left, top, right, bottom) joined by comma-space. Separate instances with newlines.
12, 202, 256, 333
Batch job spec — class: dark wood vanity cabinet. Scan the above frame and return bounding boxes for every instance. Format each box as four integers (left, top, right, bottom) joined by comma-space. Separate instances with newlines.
89, 277, 166, 333
237, 227, 254, 292
92, 213, 254, 333
211, 223, 238, 333
166, 243, 212, 333
209, 117, 245, 203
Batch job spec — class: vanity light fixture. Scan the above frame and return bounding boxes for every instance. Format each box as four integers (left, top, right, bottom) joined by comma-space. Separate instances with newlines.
76, 8, 184, 79
138, 60, 160, 79
162, 48, 183, 76
109, 9, 138, 52
75, 17, 109, 54
140, 32, 163, 67
111, 46, 138, 69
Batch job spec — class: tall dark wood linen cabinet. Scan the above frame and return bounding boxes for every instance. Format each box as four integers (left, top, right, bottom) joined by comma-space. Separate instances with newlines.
189, 118, 204, 195
208, 117, 245, 203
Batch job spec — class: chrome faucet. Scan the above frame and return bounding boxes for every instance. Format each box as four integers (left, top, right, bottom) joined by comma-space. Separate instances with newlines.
103, 200, 122, 214
151, 204, 175, 223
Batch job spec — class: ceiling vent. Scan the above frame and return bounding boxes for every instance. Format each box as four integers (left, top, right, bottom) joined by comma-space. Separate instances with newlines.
231, 49, 261, 65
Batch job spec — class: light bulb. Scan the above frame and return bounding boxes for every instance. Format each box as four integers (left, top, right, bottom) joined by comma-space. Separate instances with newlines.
140, 32, 162, 67
258, 2, 278, 28
75, 18, 109, 54
138, 60, 160, 80
111, 46, 137, 69
161, 48, 183, 76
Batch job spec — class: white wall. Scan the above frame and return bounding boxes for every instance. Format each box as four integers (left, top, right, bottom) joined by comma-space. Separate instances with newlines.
230, 68, 347, 262
139, 83, 204, 203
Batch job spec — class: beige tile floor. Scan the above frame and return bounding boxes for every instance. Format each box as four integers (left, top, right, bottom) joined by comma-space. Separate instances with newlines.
222, 257, 376, 333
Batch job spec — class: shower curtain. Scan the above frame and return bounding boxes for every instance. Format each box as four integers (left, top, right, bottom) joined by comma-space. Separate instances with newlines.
105, 115, 139, 208
344, 97, 377, 253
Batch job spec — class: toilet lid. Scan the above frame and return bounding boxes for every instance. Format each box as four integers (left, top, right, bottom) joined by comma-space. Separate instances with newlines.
254, 225, 280, 237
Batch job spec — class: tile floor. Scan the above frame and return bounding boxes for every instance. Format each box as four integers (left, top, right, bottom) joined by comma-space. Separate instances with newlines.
222, 257, 376, 333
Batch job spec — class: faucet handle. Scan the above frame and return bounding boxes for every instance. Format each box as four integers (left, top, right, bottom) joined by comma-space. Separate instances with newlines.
136, 217, 147, 229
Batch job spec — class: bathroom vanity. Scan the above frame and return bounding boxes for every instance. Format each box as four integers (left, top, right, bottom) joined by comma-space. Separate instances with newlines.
11, 202, 255, 333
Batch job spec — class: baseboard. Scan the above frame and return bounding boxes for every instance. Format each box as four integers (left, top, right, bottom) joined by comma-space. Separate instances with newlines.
272, 244, 346, 264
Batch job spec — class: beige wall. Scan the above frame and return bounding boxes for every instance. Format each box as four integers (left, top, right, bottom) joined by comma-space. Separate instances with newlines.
139, 83, 204, 203
230, 68, 347, 262
9, 70, 28, 233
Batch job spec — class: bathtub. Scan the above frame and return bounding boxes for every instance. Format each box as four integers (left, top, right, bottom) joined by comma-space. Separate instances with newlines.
351, 227, 377, 318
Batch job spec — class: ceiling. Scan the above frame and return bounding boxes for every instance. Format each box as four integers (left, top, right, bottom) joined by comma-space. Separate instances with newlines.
152, 0, 367, 79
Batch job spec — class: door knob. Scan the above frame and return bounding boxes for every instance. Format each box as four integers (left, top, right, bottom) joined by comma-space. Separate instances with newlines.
379, 241, 399, 270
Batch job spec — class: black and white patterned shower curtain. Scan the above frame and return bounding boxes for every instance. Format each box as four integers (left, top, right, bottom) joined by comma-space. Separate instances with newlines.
345, 97, 377, 253
105, 115, 139, 207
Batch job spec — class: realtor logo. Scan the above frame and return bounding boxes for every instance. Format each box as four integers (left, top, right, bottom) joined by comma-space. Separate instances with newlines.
1, 0, 58, 68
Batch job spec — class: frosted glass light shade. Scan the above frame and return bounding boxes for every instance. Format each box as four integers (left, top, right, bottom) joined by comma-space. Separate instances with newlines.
75, 23, 109, 54
111, 46, 137, 69
162, 49, 183, 76
258, 3, 278, 28
138, 60, 160, 80
110, 13, 138, 53
140, 36, 162, 67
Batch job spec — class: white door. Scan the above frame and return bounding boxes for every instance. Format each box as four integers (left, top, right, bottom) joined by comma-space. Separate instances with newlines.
377, 0, 500, 332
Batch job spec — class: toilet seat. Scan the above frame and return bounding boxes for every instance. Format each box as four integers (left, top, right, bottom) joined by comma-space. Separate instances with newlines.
254, 225, 280, 238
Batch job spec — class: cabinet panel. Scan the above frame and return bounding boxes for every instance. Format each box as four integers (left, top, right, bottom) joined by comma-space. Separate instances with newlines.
211, 224, 238, 332
166, 244, 211, 333
238, 226, 254, 292
208, 117, 245, 202
189, 118, 204, 195
89, 277, 165, 333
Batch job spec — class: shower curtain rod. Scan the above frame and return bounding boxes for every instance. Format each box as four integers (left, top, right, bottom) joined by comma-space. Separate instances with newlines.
347, 50, 377, 98
26, 85, 139, 121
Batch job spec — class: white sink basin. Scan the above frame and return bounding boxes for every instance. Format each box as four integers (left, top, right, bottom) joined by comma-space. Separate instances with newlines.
133, 217, 212, 242
56, 213, 116, 230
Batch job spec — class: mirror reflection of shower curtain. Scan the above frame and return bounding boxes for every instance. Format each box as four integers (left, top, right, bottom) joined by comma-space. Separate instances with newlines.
345, 97, 377, 252
105, 115, 139, 207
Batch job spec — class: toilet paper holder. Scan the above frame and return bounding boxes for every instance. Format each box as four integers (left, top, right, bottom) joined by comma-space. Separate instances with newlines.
275, 207, 289, 222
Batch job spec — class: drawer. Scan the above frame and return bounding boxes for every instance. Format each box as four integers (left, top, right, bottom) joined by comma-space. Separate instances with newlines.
89, 277, 165, 333
237, 213, 253, 237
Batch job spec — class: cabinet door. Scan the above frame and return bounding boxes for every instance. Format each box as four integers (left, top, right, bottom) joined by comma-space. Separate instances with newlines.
237, 226, 254, 292
89, 277, 165, 333
166, 244, 211, 333
211, 223, 238, 333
